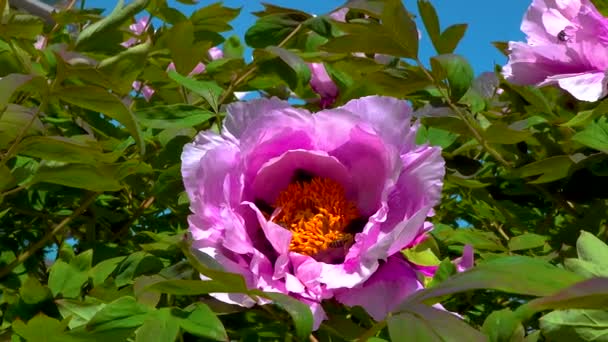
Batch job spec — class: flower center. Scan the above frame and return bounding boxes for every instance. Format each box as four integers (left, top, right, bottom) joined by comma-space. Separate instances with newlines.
273, 177, 360, 257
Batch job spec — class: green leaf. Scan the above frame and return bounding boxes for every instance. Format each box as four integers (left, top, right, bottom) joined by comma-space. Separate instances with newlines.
527, 277, 608, 311
390, 304, 486, 341
174, 304, 228, 341
484, 123, 532, 144
190, 2, 240, 32
382, 0, 419, 58
431, 54, 474, 101
57, 85, 145, 153
388, 312, 441, 342
15, 136, 120, 164
134, 104, 214, 129
482, 309, 525, 342
32, 161, 152, 192
167, 21, 206, 75
262, 292, 314, 341
540, 309, 608, 342
417, 0, 440, 48
133, 275, 163, 308
0, 14, 43, 39
266, 46, 311, 88
0, 74, 37, 109
0, 104, 44, 149
564, 259, 608, 278
56, 297, 107, 329
508, 233, 548, 251
87, 296, 151, 329
19, 276, 51, 305
516, 155, 574, 184
321, 23, 411, 56
115, 252, 164, 287
97, 40, 152, 94
223, 35, 244, 59
135, 308, 180, 342
89, 257, 126, 288
245, 13, 306, 48
446, 229, 506, 252
416, 126, 458, 148
403, 256, 583, 305
576, 231, 608, 268
12, 314, 74, 342
167, 71, 223, 112
572, 117, 608, 153
437, 24, 467, 54
48, 250, 93, 298
76, 0, 150, 48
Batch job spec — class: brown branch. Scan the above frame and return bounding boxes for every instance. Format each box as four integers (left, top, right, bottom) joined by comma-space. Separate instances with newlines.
0, 192, 98, 279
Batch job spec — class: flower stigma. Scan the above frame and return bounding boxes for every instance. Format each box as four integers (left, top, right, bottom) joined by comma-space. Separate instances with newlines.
273, 177, 360, 258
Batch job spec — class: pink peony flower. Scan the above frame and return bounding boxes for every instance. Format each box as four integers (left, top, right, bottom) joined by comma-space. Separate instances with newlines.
503, 0, 608, 101
132, 81, 155, 102
181, 96, 447, 328
122, 16, 150, 48
307, 63, 340, 108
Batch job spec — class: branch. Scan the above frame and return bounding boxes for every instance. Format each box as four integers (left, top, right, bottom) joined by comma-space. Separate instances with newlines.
0, 192, 98, 279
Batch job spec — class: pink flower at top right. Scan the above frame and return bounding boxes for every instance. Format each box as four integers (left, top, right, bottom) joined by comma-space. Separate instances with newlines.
503, 0, 608, 102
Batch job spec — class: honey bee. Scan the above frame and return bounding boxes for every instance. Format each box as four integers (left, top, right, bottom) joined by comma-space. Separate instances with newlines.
328, 234, 354, 249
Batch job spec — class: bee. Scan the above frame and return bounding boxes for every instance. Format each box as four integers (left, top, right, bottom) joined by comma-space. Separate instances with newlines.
557, 30, 568, 42
328, 234, 354, 249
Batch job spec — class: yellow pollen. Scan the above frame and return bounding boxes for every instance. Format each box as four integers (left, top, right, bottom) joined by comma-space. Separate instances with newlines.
273, 177, 359, 256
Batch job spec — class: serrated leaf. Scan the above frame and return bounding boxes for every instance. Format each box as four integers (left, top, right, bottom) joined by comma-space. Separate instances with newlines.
12, 314, 74, 342
48, 250, 93, 298
20, 276, 51, 305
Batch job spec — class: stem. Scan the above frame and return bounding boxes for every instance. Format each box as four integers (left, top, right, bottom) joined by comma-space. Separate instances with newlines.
0, 184, 28, 198
415, 59, 512, 168
112, 196, 156, 241
0, 192, 98, 279
216, 24, 303, 106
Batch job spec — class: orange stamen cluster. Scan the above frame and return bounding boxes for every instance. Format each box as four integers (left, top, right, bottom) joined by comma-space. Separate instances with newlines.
273, 177, 359, 256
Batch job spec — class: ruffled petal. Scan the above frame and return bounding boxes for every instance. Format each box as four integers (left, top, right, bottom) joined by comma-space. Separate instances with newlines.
339, 96, 415, 153
251, 149, 353, 205
334, 256, 422, 321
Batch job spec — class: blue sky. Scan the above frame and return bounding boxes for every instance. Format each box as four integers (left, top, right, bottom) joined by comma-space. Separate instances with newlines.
86, 0, 530, 74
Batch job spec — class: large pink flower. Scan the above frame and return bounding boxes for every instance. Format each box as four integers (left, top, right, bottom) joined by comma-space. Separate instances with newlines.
307, 63, 339, 108
181, 96, 448, 328
503, 0, 608, 101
